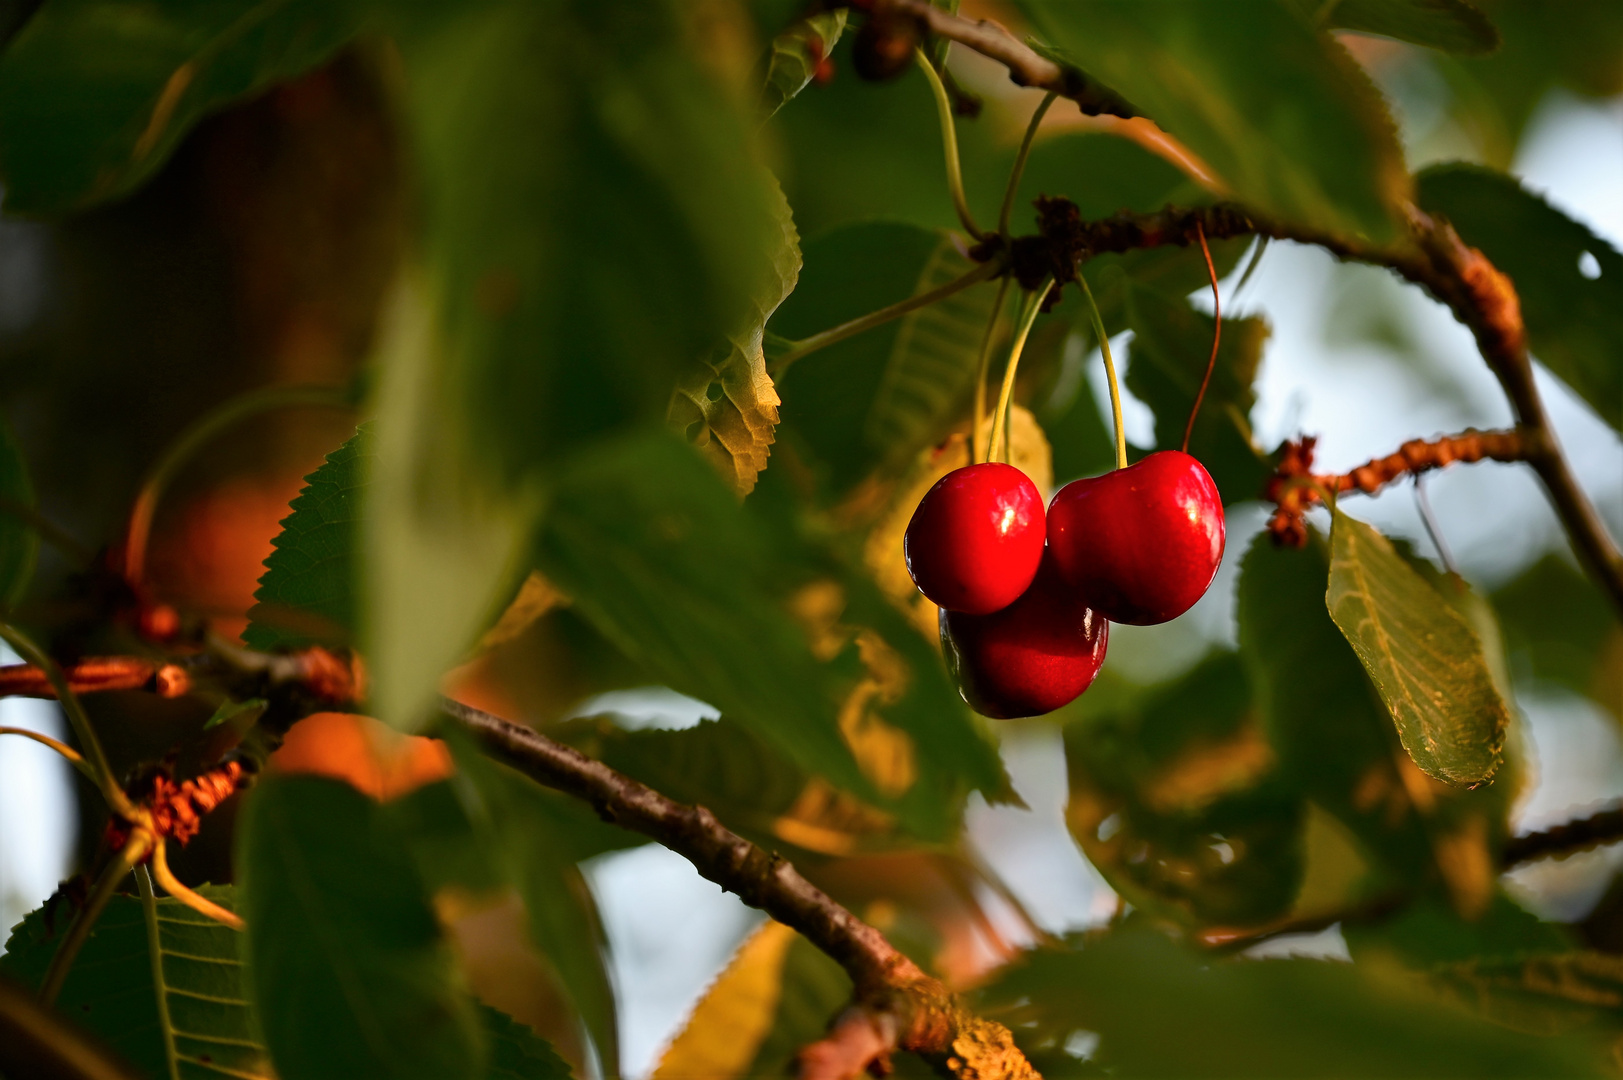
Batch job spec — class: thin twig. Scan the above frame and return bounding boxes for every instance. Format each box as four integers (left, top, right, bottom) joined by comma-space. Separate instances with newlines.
441, 697, 1039, 1080
1413, 474, 1459, 576
1503, 806, 1623, 868
770, 259, 1001, 374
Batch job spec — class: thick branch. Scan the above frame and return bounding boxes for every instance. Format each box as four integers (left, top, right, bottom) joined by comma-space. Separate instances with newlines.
1503, 806, 1623, 868
442, 698, 1038, 1080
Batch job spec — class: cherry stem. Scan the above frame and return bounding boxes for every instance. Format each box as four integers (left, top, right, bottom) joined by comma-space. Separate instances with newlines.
987, 281, 1048, 467
913, 47, 986, 241
150, 837, 244, 930
0, 725, 94, 782
1182, 221, 1222, 454
1078, 274, 1128, 470
40, 834, 149, 1006
998, 91, 1056, 238
970, 276, 1012, 465
124, 382, 355, 588
0, 621, 131, 817
769, 259, 1000, 374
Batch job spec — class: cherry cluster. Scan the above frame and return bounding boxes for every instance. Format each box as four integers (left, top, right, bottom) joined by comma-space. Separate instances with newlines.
903, 452, 1225, 719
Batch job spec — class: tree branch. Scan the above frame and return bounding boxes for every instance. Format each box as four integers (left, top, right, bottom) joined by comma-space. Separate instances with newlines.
440, 697, 1039, 1080
1503, 805, 1623, 868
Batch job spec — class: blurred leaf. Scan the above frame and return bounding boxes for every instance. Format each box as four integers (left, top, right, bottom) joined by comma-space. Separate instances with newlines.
483, 1005, 574, 1080
1018, 1, 1408, 242
1493, 553, 1622, 719
1321, 0, 1501, 55
759, 10, 846, 120
1, 886, 265, 1080
863, 236, 1003, 473
1429, 951, 1623, 1039
1417, 164, 1622, 432
978, 929, 1610, 1077
1122, 283, 1272, 504
0, 412, 36, 609
243, 426, 368, 652
654, 920, 850, 1080
0, 0, 364, 214
1326, 508, 1509, 786
1345, 892, 1574, 967
424, 741, 627, 1079
670, 173, 800, 496
239, 774, 487, 1080
1065, 652, 1304, 928
369, 0, 782, 727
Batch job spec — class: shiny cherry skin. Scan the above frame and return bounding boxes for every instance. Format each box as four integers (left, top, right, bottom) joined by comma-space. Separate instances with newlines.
1046, 450, 1224, 626
939, 553, 1109, 719
903, 462, 1045, 615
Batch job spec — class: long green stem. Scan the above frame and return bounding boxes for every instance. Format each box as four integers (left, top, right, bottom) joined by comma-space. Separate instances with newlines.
0, 725, 94, 782
1079, 274, 1128, 470
970, 277, 1013, 465
914, 47, 985, 240
136, 865, 182, 1080
40, 839, 146, 1006
987, 282, 1048, 466
998, 91, 1057, 237
0, 622, 130, 816
123, 383, 356, 585
770, 259, 1000, 374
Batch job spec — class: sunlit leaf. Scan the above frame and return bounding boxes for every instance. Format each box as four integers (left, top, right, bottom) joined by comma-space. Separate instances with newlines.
759, 10, 847, 120
239, 774, 487, 1080
1320, 0, 1501, 55
1123, 283, 1272, 505
0, 0, 364, 215
1018, 1, 1408, 241
670, 174, 801, 495
0, 412, 37, 609
243, 426, 369, 652
1326, 508, 1509, 785
1417, 164, 1623, 432
978, 929, 1610, 1077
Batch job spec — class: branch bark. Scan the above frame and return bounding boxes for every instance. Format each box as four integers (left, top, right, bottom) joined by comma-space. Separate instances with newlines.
1503, 806, 1623, 868
440, 698, 1039, 1080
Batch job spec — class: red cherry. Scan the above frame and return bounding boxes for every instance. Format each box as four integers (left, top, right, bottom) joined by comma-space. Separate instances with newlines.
1046, 450, 1224, 626
938, 554, 1109, 719
903, 463, 1045, 615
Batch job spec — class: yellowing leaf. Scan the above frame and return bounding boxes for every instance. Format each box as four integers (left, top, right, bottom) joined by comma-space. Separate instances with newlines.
653, 920, 796, 1080
1326, 508, 1509, 786
670, 174, 801, 494
480, 571, 569, 651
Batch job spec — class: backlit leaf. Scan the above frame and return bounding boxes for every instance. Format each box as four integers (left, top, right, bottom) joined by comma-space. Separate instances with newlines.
239, 774, 487, 1080
759, 10, 847, 120
0, 0, 364, 215
1326, 508, 1509, 785
669, 174, 801, 495
1417, 164, 1623, 432
1018, 1, 1408, 241
1321, 0, 1501, 55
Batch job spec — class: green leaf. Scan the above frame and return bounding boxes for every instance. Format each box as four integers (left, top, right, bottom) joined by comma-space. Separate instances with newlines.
243, 427, 369, 651
534, 429, 872, 804
1326, 508, 1510, 786
1122, 283, 1272, 505
2, 886, 266, 1080
238, 774, 487, 1080
1417, 163, 1623, 432
759, 10, 846, 120
1493, 553, 1621, 719
1320, 0, 1501, 55
368, 0, 782, 728
1344, 892, 1575, 967
0, 0, 365, 215
1429, 951, 1623, 1038
482, 1005, 574, 1080
669, 174, 801, 496
0, 413, 37, 609
977, 929, 1611, 1077
1018, 1, 1407, 242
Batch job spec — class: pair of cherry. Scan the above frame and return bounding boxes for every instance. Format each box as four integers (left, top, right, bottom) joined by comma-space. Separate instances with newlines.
903, 452, 1225, 719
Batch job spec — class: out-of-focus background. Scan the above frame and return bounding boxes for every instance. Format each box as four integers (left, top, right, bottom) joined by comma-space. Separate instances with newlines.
0, 4, 1618, 1078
